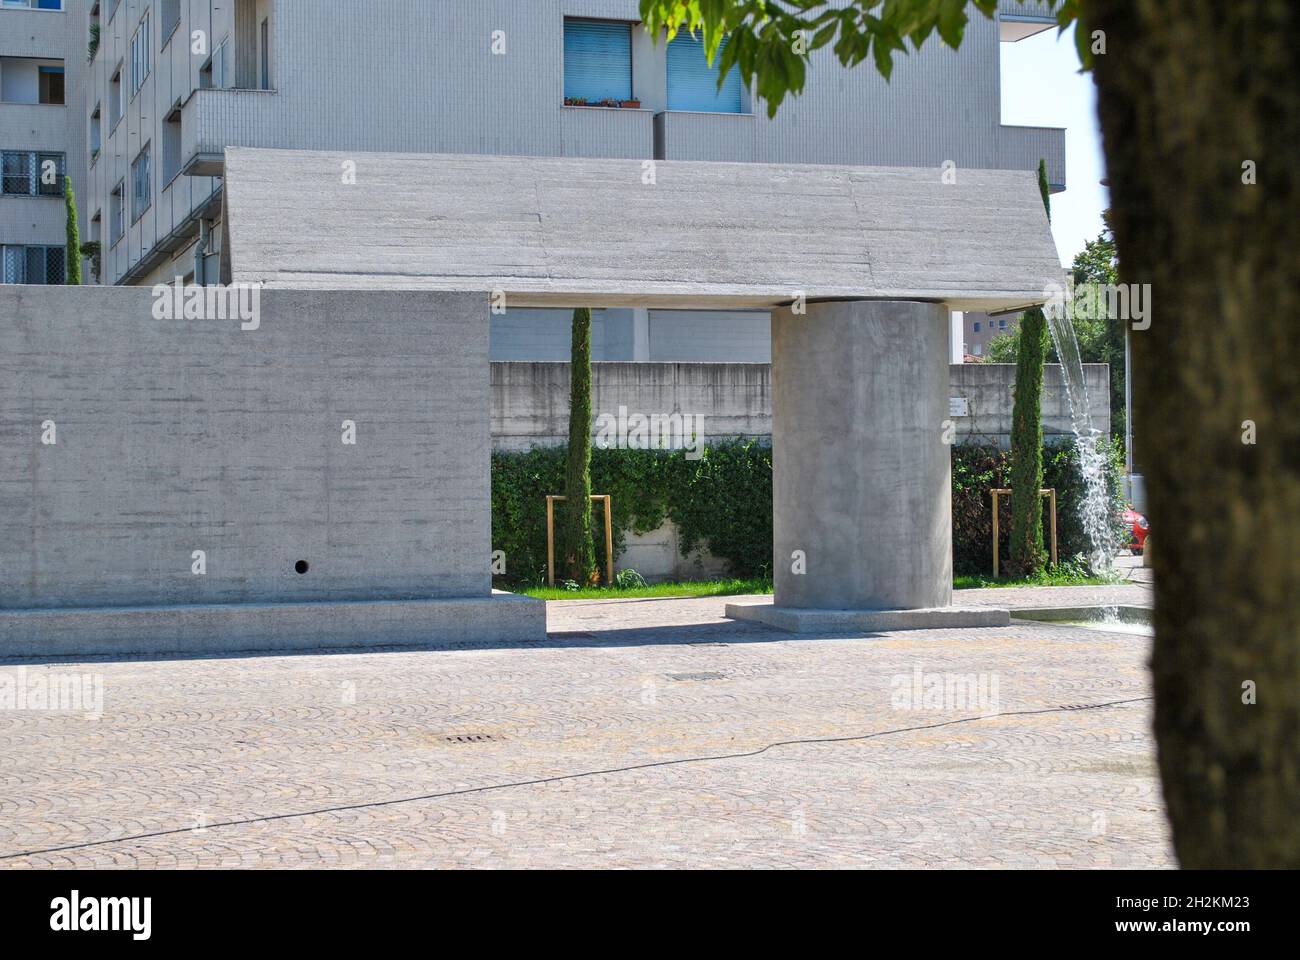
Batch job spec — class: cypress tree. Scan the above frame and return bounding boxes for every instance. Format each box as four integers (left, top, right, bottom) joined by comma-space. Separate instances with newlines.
64, 175, 82, 285
562, 307, 595, 583
1005, 160, 1052, 577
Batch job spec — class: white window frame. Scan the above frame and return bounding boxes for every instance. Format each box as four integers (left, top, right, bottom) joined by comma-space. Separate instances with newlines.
130, 11, 151, 97
130, 143, 151, 223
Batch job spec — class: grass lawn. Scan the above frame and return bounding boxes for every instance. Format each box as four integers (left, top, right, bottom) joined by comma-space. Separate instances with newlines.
520, 568, 1117, 601
520, 578, 772, 601
953, 569, 1119, 590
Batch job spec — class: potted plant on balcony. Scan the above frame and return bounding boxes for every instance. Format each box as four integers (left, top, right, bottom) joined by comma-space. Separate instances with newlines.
620, 99, 641, 109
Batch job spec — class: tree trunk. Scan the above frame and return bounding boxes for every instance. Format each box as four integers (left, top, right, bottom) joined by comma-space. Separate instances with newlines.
563, 307, 595, 584
1088, 0, 1300, 867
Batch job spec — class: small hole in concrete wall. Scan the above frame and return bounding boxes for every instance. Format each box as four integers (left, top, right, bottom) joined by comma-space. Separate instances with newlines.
295, 560, 310, 575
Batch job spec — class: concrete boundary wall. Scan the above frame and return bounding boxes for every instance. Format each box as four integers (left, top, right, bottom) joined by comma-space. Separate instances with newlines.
491, 361, 1111, 451
0, 286, 510, 617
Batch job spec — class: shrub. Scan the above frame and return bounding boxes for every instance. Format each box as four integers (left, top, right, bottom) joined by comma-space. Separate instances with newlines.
952, 439, 1126, 576
491, 439, 1121, 586
491, 440, 771, 587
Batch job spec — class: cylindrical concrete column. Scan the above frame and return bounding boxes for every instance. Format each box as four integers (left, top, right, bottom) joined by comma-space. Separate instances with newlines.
772, 300, 952, 610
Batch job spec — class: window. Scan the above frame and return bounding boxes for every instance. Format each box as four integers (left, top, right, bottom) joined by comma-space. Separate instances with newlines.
110, 179, 124, 244
667, 32, 742, 113
999, 318, 1008, 330
0, 1, 66, 10
109, 63, 123, 128
1, 245, 65, 285
973, 343, 983, 357
563, 19, 632, 103
131, 144, 150, 222
90, 103, 101, 161
35, 151, 63, 195
1, 151, 33, 195
199, 42, 226, 89
38, 65, 64, 104
260, 18, 271, 89
973, 321, 981, 332
1, 150, 64, 196
160, 0, 180, 38
161, 104, 182, 184
130, 12, 151, 97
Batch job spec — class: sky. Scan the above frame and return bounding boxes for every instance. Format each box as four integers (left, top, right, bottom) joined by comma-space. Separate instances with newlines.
998, 24, 1110, 266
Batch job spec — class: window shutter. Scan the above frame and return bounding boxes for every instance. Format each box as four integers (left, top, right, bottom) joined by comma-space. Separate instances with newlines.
564, 20, 632, 102
667, 33, 742, 113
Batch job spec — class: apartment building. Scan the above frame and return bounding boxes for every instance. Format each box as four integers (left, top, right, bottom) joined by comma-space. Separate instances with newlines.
0, 0, 85, 283
965, 310, 1017, 358
6, 0, 1064, 360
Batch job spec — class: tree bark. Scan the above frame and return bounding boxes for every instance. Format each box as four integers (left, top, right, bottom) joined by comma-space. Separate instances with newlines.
1088, 0, 1300, 867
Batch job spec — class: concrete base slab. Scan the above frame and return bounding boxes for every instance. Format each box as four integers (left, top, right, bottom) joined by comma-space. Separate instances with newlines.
0, 591, 547, 661
724, 601, 1010, 633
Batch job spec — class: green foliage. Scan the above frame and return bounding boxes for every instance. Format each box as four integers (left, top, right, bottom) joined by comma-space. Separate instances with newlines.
614, 568, 648, 589
79, 241, 101, 284
952, 440, 1125, 576
523, 576, 772, 602
562, 308, 595, 582
64, 177, 82, 286
491, 441, 772, 587
983, 329, 1021, 363
1007, 307, 1048, 576
1005, 158, 1053, 577
1069, 218, 1127, 445
494, 439, 1118, 585
638, 1, 1083, 116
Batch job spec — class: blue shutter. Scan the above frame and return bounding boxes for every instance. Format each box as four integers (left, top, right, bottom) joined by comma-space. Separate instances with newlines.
564, 20, 632, 103
667, 33, 742, 113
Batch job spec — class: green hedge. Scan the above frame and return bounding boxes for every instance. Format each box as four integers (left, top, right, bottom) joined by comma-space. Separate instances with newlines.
492, 440, 772, 586
492, 439, 1123, 585
953, 440, 1126, 576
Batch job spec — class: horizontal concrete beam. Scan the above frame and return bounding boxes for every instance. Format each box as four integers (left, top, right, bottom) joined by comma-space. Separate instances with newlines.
224, 148, 1063, 312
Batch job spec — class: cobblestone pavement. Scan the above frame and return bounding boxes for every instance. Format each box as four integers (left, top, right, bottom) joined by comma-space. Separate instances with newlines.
0, 586, 1172, 869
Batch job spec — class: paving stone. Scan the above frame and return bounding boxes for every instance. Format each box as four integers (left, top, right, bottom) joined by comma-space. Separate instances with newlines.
0, 588, 1171, 869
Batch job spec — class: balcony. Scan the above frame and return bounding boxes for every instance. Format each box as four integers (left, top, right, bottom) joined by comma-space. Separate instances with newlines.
180, 86, 279, 177
0, 4, 66, 60
559, 105, 654, 160
998, 0, 1058, 42
996, 124, 1066, 191
654, 110, 756, 162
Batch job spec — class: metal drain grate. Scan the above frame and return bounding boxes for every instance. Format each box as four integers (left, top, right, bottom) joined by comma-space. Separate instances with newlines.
667, 672, 728, 682
445, 734, 500, 743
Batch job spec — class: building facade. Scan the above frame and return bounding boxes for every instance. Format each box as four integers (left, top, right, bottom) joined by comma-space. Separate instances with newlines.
4, 0, 1063, 359
0, 0, 85, 283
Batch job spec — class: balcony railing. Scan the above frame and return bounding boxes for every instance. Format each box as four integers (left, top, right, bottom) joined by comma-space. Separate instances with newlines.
996, 125, 1066, 190
180, 86, 279, 177
559, 105, 655, 160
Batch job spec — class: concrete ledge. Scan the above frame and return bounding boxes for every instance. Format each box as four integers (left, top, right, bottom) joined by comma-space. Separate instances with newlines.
0, 592, 547, 661
724, 602, 1011, 633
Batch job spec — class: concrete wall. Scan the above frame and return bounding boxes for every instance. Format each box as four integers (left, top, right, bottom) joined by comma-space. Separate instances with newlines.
0, 286, 490, 610
490, 360, 1110, 451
